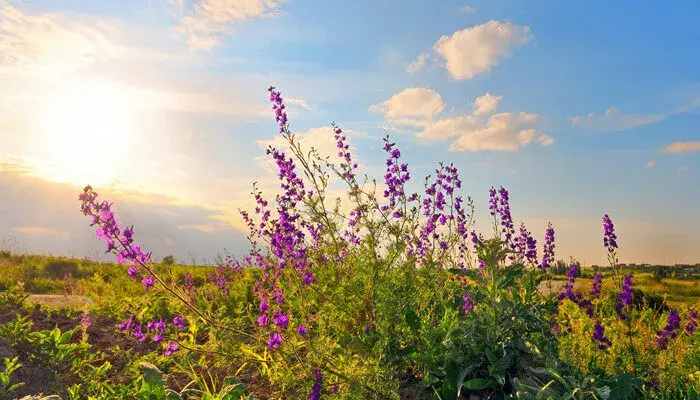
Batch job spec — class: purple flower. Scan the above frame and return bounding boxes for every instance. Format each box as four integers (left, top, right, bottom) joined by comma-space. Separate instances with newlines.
164, 342, 179, 356
173, 316, 186, 330
80, 312, 91, 329
462, 293, 474, 315
297, 324, 308, 336
79, 186, 152, 280
308, 367, 323, 400
557, 263, 581, 303
118, 317, 134, 332
133, 324, 146, 342
268, 86, 289, 133
539, 224, 555, 272
590, 273, 602, 299
257, 314, 269, 326
267, 332, 283, 349
617, 274, 634, 320
592, 320, 612, 350
656, 310, 681, 349
141, 275, 155, 290
273, 311, 289, 329
602, 214, 618, 252
686, 310, 697, 335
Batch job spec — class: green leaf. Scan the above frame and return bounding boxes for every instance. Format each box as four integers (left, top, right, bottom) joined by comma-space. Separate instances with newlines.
462, 378, 491, 391
456, 360, 482, 397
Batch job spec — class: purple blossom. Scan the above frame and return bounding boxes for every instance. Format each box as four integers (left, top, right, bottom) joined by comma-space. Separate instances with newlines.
590, 273, 602, 299
602, 214, 618, 253
118, 317, 133, 332
686, 310, 697, 335
539, 223, 555, 272
147, 319, 167, 343
141, 275, 155, 291
173, 316, 186, 330
257, 314, 269, 326
273, 311, 289, 329
656, 310, 681, 349
297, 324, 308, 336
592, 320, 612, 350
308, 367, 323, 400
462, 293, 474, 315
164, 342, 179, 356
267, 332, 283, 349
268, 86, 288, 133
617, 274, 634, 320
557, 263, 581, 303
133, 324, 146, 342
80, 312, 91, 330
79, 186, 152, 279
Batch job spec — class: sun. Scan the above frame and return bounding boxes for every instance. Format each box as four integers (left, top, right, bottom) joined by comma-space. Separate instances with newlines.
33, 83, 136, 187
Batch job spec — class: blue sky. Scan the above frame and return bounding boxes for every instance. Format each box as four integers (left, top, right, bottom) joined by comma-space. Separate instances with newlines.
1, 0, 698, 265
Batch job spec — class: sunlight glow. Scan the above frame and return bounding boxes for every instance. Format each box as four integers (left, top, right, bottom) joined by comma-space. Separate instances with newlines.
33, 83, 137, 186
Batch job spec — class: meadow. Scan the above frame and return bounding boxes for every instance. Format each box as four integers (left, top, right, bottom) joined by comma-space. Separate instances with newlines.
0, 87, 698, 400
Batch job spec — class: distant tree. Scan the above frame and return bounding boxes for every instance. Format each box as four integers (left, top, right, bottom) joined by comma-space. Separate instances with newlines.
162, 255, 176, 265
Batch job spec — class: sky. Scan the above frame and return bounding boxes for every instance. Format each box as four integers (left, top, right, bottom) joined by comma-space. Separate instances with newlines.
1, 0, 699, 266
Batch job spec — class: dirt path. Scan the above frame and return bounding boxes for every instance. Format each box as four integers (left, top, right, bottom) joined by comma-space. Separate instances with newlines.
27, 294, 93, 308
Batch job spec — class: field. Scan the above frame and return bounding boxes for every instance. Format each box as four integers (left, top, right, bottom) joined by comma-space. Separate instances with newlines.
0, 88, 699, 400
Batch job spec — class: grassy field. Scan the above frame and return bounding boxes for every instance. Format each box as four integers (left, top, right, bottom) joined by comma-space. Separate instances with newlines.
0, 249, 698, 399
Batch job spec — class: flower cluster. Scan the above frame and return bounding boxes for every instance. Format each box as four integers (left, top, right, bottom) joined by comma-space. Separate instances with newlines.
118, 316, 171, 346
539, 223, 555, 272
686, 310, 698, 335
489, 187, 516, 250
602, 214, 618, 253
381, 136, 412, 216
80, 312, 91, 330
461, 293, 474, 315
617, 274, 634, 320
590, 273, 602, 299
515, 223, 537, 265
557, 263, 582, 303
308, 367, 323, 400
592, 320, 612, 350
655, 310, 681, 349
413, 163, 470, 266
268, 86, 288, 133
79, 186, 153, 288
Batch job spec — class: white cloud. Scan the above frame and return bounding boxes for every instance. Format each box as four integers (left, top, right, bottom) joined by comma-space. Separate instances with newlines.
416, 115, 479, 140
570, 105, 665, 132
472, 92, 502, 115
432, 20, 532, 80
0, 3, 124, 77
449, 112, 551, 152
374, 89, 553, 151
663, 141, 700, 153
369, 88, 445, 128
458, 5, 476, 14
406, 53, 428, 74
177, 0, 284, 50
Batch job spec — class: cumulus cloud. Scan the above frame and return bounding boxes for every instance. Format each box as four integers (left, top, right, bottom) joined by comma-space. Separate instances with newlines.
472, 92, 502, 115
406, 53, 428, 74
431, 20, 532, 80
663, 141, 700, 153
0, 2, 124, 77
369, 88, 445, 128
398, 89, 553, 151
448, 112, 551, 152
570, 106, 666, 132
176, 0, 284, 50
458, 5, 476, 14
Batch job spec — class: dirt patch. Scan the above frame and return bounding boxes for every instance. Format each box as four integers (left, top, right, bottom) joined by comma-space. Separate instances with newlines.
27, 294, 93, 308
